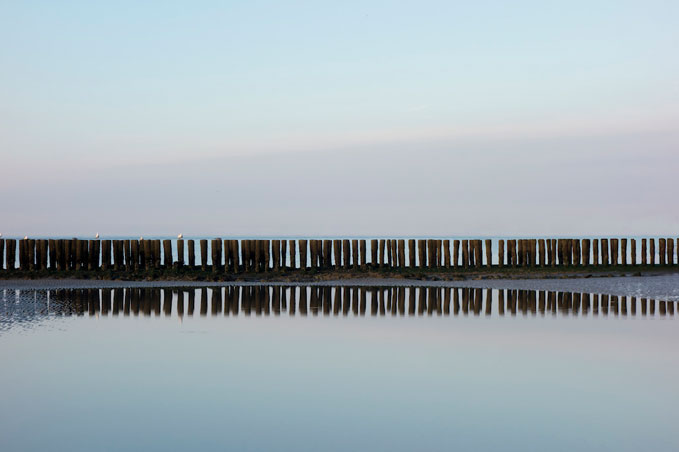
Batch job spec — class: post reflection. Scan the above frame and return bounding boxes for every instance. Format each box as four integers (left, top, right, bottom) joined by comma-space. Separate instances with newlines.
1, 286, 678, 326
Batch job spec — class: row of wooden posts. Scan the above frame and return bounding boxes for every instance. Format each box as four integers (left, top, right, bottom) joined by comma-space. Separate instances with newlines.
0, 237, 677, 272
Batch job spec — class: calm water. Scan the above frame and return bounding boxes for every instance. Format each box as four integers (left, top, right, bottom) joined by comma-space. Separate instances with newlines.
2, 285, 679, 451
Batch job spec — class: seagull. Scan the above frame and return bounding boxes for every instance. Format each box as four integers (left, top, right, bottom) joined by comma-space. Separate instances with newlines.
95, 233, 100, 239
178, 233, 183, 239
140, 236, 143, 240
24, 235, 28, 240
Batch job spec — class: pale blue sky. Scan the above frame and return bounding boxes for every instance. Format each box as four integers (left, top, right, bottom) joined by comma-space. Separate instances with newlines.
1, 1, 678, 235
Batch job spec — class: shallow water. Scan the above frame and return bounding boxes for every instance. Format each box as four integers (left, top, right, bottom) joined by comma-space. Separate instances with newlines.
1, 286, 679, 451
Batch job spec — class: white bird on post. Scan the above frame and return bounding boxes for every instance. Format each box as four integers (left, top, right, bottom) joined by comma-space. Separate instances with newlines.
178, 233, 183, 239
95, 233, 100, 238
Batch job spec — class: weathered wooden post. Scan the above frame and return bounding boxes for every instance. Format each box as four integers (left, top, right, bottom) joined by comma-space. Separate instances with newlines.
397, 239, 405, 269
272, 240, 280, 270
485, 239, 492, 268
451, 240, 459, 268
130, 240, 139, 270
187, 240, 195, 268
474, 240, 482, 268
517, 240, 523, 266
343, 239, 351, 269
590, 238, 597, 266
154, 240, 162, 269
163, 240, 173, 268
537, 239, 545, 267
376, 239, 385, 267
582, 239, 590, 266
298, 240, 307, 269
0, 239, 4, 270
630, 238, 636, 265
659, 238, 666, 265
351, 239, 360, 269
406, 239, 414, 268
390, 240, 397, 268
322, 240, 332, 269
100, 240, 110, 270
280, 240, 286, 269
368, 240, 376, 267
200, 239, 208, 271
621, 238, 627, 265
264, 240, 271, 271
608, 239, 616, 266
175, 239, 184, 269
442, 240, 450, 268
667, 238, 674, 265
289, 240, 297, 269
601, 239, 609, 266
356, 240, 364, 268
649, 238, 655, 265
222, 240, 231, 272
641, 239, 647, 265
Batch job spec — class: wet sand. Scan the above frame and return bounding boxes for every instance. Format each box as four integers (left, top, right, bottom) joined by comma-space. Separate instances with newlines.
2, 272, 679, 301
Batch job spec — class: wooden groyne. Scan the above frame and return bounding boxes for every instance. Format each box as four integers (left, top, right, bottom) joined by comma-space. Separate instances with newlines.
0, 237, 677, 274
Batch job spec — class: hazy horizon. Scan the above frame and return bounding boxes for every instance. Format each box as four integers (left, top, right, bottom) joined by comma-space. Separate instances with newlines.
2, 1, 678, 236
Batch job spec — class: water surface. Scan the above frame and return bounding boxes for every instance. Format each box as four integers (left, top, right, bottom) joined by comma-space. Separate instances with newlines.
1, 286, 678, 451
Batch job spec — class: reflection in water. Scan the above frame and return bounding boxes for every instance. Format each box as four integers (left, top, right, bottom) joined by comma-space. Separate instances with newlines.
1, 286, 676, 328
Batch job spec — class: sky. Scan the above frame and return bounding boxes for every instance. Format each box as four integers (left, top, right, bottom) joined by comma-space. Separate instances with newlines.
1, 0, 678, 236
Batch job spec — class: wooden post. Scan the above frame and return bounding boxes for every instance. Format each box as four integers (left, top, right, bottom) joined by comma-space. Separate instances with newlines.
200, 239, 208, 271
309, 240, 317, 269
359, 240, 367, 268
73, 239, 82, 271
572, 239, 580, 266
379, 240, 386, 267
537, 239, 545, 267
351, 239, 358, 269
443, 240, 451, 268
229, 240, 238, 272
591, 239, 598, 266
415, 239, 424, 268
601, 239, 609, 266
659, 238, 666, 265
641, 239, 647, 265
163, 240, 173, 268
452, 240, 459, 268
153, 240, 161, 269
474, 240, 482, 268
667, 238, 674, 265
272, 240, 280, 270
0, 239, 4, 270
461, 240, 469, 268
333, 239, 341, 268
187, 240, 195, 268
397, 239, 405, 268
343, 239, 351, 269
370, 240, 378, 267
176, 239, 184, 268
323, 240, 332, 268
582, 239, 590, 266
280, 240, 286, 269
630, 238, 636, 265
101, 240, 111, 270
621, 238, 627, 265
264, 240, 271, 271
611, 238, 619, 265
130, 240, 139, 270
297, 240, 306, 269
649, 238, 655, 265
485, 239, 492, 267
496, 239, 503, 268
289, 240, 297, 269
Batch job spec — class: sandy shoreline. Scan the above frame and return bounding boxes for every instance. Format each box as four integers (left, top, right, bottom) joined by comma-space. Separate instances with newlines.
2, 272, 679, 301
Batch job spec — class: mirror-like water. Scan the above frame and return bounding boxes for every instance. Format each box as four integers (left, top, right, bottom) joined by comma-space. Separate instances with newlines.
1, 285, 678, 451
